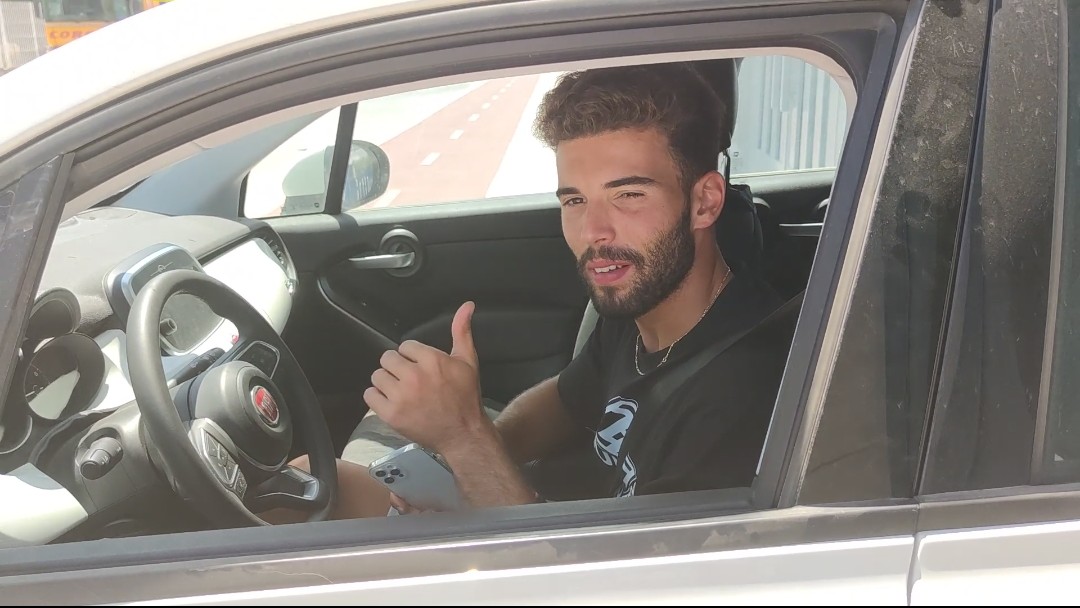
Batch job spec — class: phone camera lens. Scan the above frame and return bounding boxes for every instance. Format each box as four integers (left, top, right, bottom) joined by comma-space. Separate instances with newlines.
384, 476, 395, 484
375, 470, 386, 477
390, 468, 401, 477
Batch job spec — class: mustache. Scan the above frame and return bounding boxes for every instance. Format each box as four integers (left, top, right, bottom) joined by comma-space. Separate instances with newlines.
577, 245, 646, 273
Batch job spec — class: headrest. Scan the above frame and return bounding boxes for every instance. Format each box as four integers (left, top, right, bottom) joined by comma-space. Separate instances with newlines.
716, 182, 764, 275
690, 59, 739, 151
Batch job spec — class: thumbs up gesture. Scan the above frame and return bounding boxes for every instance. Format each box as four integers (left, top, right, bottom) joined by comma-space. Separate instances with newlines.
364, 301, 485, 455
450, 300, 479, 369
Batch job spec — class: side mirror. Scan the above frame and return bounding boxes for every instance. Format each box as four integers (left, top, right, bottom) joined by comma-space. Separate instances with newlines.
342, 140, 391, 211
280, 140, 390, 215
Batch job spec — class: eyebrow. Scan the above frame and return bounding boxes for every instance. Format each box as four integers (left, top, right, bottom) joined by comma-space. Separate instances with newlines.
555, 176, 658, 198
604, 175, 658, 189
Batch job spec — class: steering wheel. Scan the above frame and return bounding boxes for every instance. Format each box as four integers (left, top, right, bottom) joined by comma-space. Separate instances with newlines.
126, 270, 338, 527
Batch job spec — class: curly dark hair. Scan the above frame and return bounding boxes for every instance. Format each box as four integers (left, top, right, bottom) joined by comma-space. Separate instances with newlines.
533, 62, 727, 193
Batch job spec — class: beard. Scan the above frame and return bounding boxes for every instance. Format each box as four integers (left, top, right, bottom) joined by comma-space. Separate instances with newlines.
577, 204, 696, 320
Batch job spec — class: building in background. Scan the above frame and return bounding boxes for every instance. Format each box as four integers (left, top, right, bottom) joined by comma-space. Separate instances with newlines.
731, 55, 849, 176
0, 0, 48, 73
39, 0, 169, 50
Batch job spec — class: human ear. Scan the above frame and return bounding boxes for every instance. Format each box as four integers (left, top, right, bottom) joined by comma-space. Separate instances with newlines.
690, 171, 726, 230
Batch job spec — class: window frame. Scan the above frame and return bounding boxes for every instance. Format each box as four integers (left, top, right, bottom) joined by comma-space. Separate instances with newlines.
241, 55, 855, 221
238, 103, 360, 218
1031, 0, 1078, 486
767, 0, 992, 508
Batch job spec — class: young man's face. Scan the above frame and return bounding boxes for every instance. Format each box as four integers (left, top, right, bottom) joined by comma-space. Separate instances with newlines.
556, 127, 697, 319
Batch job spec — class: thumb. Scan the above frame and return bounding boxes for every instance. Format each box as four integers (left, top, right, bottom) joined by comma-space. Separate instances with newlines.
450, 301, 478, 367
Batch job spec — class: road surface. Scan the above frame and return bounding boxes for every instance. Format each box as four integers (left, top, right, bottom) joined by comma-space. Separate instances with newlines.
245, 73, 562, 218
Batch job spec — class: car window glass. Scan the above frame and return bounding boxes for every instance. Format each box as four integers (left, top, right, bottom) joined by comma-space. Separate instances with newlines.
920, 0, 1062, 494
243, 107, 343, 218
1038, 0, 1080, 485
244, 56, 849, 219
798, 0, 989, 504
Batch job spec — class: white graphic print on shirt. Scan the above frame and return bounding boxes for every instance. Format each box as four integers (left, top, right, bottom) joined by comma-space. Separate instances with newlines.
593, 397, 639, 497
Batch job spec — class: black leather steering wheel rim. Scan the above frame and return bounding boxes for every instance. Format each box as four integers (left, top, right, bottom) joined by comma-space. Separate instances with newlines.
126, 269, 337, 526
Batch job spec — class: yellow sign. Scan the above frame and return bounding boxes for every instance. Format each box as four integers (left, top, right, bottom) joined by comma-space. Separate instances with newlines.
45, 23, 106, 49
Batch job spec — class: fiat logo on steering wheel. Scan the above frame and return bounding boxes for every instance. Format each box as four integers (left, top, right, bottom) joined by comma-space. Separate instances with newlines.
250, 386, 280, 427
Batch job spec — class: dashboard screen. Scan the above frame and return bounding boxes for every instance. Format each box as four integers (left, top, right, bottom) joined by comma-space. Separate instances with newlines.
114, 245, 224, 355
160, 294, 223, 354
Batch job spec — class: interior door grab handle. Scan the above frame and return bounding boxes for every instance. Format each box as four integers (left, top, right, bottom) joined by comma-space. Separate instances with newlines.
348, 252, 415, 269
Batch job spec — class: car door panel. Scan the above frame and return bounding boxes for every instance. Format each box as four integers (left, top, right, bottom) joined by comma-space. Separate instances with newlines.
912, 513, 1080, 605
0, 497, 916, 604
277, 200, 586, 410
175, 537, 914, 605
323, 234, 585, 406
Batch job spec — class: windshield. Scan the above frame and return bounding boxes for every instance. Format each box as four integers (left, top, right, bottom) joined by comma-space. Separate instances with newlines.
42, 0, 134, 22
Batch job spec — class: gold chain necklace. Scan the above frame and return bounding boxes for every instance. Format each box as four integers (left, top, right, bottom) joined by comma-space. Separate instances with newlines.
634, 266, 733, 376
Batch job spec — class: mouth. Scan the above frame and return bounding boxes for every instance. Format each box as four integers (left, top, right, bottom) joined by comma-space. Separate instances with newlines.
586, 261, 633, 286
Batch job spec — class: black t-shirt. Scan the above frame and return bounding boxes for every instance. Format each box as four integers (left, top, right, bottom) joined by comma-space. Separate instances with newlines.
555, 273, 790, 498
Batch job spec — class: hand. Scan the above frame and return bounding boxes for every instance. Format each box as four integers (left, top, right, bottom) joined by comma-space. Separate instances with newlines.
388, 493, 438, 515
363, 301, 487, 454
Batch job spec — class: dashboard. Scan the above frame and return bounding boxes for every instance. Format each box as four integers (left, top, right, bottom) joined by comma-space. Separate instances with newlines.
2, 208, 297, 475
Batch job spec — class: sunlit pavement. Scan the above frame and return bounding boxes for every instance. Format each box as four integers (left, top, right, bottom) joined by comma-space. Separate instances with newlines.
244, 73, 562, 219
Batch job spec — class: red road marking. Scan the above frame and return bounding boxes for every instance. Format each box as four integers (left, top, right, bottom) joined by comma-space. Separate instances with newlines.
373, 75, 541, 208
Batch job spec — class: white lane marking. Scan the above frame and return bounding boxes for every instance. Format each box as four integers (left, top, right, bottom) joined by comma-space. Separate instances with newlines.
486, 72, 560, 198
420, 152, 441, 166
482, 102, 491, 110
449, 129, 464, 140
368, 189, 401, 209
468, 113, 480, 122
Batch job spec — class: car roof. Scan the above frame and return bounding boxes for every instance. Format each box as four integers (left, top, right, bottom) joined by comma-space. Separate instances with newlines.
0, 0, 506, 162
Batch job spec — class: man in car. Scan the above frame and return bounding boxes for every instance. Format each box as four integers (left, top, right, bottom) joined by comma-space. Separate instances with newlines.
288, 62, 791, 518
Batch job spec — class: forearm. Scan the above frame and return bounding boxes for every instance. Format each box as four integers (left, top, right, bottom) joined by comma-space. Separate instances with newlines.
493, 376, 578, 464
441, 417, 539, 508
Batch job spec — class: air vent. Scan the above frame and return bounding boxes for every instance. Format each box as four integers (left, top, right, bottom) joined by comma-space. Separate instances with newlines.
261, 233, 289, 271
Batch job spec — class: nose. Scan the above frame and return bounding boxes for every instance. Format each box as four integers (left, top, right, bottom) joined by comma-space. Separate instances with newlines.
580, 199, 615, 246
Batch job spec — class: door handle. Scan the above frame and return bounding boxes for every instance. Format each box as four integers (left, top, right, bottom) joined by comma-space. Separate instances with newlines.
347, 252, 415, 270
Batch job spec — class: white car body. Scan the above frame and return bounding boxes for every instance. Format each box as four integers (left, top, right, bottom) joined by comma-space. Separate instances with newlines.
0, 0, 1076, 604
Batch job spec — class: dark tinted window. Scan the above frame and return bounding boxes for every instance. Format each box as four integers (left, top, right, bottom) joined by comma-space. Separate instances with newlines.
920, 0, 1062, 494
1029, 0, 1080, 485
797, 0, 989, 504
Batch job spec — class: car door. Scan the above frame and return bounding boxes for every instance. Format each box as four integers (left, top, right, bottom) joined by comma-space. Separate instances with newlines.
0, 0, 989, 604
909, 0, 1080, 602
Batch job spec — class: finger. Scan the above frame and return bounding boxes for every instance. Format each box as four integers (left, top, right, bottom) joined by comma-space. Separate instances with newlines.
398, 339, 441, 364
379, 349, 414, 379
363, 386, 389, 411
370, 368, 399, 397
389, 493, 418, 514
450, 301, 478, 368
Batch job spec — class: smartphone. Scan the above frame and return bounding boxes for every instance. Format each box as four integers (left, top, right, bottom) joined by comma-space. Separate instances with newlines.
368, 443, 464, 512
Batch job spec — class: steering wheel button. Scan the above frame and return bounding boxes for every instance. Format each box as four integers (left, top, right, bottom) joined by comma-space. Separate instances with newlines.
210, 462, 230, 483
